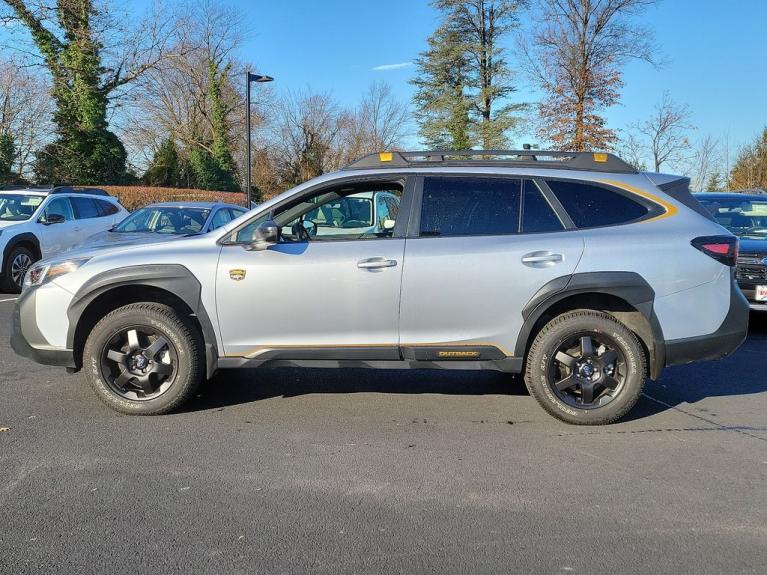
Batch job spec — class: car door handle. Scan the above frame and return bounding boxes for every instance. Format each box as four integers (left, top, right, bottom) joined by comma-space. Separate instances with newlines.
357, 257, 398, 270
522, 251, 564, 267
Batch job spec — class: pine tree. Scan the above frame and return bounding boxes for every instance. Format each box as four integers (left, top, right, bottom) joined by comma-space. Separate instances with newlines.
704, 173, 723, 192
412, 25, 473, 150
143, 138, 181, 187
412, 0, 525, 150
0, 133, 16, 182
729, 128, 767, 192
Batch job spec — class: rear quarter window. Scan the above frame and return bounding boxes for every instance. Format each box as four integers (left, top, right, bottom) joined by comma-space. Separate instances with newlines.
546, 180, 650, 228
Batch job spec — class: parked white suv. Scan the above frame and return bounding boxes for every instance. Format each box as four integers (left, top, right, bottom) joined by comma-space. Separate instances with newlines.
0, 187, 128, 292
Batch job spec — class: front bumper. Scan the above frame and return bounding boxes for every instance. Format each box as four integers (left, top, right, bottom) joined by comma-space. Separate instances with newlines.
664, 277, 749, 367
10, 287, 76, 369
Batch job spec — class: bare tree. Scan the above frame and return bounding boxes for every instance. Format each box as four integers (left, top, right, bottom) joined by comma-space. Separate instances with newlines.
687, 134, 722, 191
615, 131, 648, 172
635, 91, 695, 172
525, 0, 658, 151
0, 61, 53, 178
342, 82, 410, 162
122, 0, 261, 184
270, 91, 348, 188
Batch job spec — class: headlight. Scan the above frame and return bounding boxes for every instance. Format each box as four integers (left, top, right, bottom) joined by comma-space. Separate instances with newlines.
24, 257, 92, 289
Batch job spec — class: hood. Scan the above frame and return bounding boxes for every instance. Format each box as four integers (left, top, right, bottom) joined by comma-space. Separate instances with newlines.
58, 230, 216, 262
76, 230, 187, 250
0, 220, 26, 230
737, 237, 767, 255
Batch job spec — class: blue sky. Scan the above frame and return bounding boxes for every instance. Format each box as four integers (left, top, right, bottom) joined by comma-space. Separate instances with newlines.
233, 0, 767, 154
3, 0, 765, 156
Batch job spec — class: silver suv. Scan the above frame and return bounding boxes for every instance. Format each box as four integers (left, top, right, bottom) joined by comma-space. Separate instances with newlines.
11, 151, 749, 424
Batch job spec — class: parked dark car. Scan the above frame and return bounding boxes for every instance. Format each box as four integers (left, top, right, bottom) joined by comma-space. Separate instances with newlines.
696, 192, 767, 310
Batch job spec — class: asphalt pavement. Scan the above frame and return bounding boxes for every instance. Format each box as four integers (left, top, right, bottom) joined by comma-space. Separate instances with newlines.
1, 297, 765, 574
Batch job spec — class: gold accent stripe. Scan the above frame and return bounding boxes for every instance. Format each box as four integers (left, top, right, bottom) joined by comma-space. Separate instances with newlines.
597, 179, 679, 223
229, 341, 512, 359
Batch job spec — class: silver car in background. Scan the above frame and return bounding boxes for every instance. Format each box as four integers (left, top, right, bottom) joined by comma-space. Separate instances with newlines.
78, 201, 248, 249
12, 150, 749, 425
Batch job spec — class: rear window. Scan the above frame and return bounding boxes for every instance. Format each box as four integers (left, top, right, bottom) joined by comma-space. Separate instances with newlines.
546, 180, 649, 228
420, 176, 521, 237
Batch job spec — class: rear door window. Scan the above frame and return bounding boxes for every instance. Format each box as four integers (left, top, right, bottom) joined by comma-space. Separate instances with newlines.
420, 177, 521, 237
71, 197, 102, 219
546, 180, 649, 228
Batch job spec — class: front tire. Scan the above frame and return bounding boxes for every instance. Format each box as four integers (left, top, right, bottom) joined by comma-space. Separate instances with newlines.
524, 310, 646, 425
2, 245, 36, 293
82, 303, 204, 415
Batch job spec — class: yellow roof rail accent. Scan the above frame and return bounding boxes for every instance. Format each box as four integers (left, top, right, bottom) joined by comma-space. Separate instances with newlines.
379, 151, 393, 162
593, 153, 608, 163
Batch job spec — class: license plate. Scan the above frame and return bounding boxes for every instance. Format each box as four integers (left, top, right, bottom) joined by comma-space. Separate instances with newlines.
756, 286, 767, 301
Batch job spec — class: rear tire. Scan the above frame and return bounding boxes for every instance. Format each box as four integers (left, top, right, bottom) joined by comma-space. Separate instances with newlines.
82, 303, 204, 415
2, 245, 36, 293
524, 309, 646, 425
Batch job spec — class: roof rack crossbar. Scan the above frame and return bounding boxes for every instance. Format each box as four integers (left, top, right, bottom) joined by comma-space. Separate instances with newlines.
343, 150, 638, 174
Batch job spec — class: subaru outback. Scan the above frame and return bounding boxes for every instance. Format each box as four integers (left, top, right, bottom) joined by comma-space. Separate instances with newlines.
11, 151, 749, 424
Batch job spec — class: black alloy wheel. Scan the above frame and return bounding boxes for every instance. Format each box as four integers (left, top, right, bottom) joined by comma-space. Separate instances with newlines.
100, 326, 178, 401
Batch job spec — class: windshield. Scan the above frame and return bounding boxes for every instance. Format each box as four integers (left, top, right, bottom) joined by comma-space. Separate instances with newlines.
114, 207, 211, 235
699, 198, 767, 239
0, 194, 44, 221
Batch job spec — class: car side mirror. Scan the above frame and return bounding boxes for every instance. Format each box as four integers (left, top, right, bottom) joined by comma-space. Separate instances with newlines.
382, 219, 396, 231
246, 220, 279, 251
41, 213, 65, 225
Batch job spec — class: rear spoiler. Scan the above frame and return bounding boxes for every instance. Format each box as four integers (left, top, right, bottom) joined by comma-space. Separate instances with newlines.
643, 174, 715, 222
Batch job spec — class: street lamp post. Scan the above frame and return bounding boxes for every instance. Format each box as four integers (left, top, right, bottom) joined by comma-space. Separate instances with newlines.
246, 72, 274, 207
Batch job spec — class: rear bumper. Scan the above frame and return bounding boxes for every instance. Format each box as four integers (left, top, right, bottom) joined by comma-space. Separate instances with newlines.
10, 288, 76, 369
664, 277, 749, 367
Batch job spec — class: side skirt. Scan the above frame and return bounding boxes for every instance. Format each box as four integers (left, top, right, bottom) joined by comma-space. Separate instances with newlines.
217, 357, 523, 373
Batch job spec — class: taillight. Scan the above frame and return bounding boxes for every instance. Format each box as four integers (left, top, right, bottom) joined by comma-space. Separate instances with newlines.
691, 235, 739, 266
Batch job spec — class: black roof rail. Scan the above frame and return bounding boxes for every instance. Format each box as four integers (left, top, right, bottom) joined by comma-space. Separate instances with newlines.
343, 150, 638, 174
49, 186, 111, 197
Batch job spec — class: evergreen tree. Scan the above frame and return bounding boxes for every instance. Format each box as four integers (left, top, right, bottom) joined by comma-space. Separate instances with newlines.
143, 138, 181, 187
729, 128, 767, 191
412, 0, 526, 150
412, 25, 473, 150
4, 0, 160, 183
704, 172, 723, 192
0, 133, 16, 182
208, 60, 239, 191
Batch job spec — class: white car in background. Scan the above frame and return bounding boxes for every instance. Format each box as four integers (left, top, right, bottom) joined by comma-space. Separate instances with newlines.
0, 186, 128, 292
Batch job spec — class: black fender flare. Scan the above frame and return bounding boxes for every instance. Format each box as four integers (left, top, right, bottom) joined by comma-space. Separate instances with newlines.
66, 264, 219, 378
2, 233, 41, 273
515, 272, 666, 379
